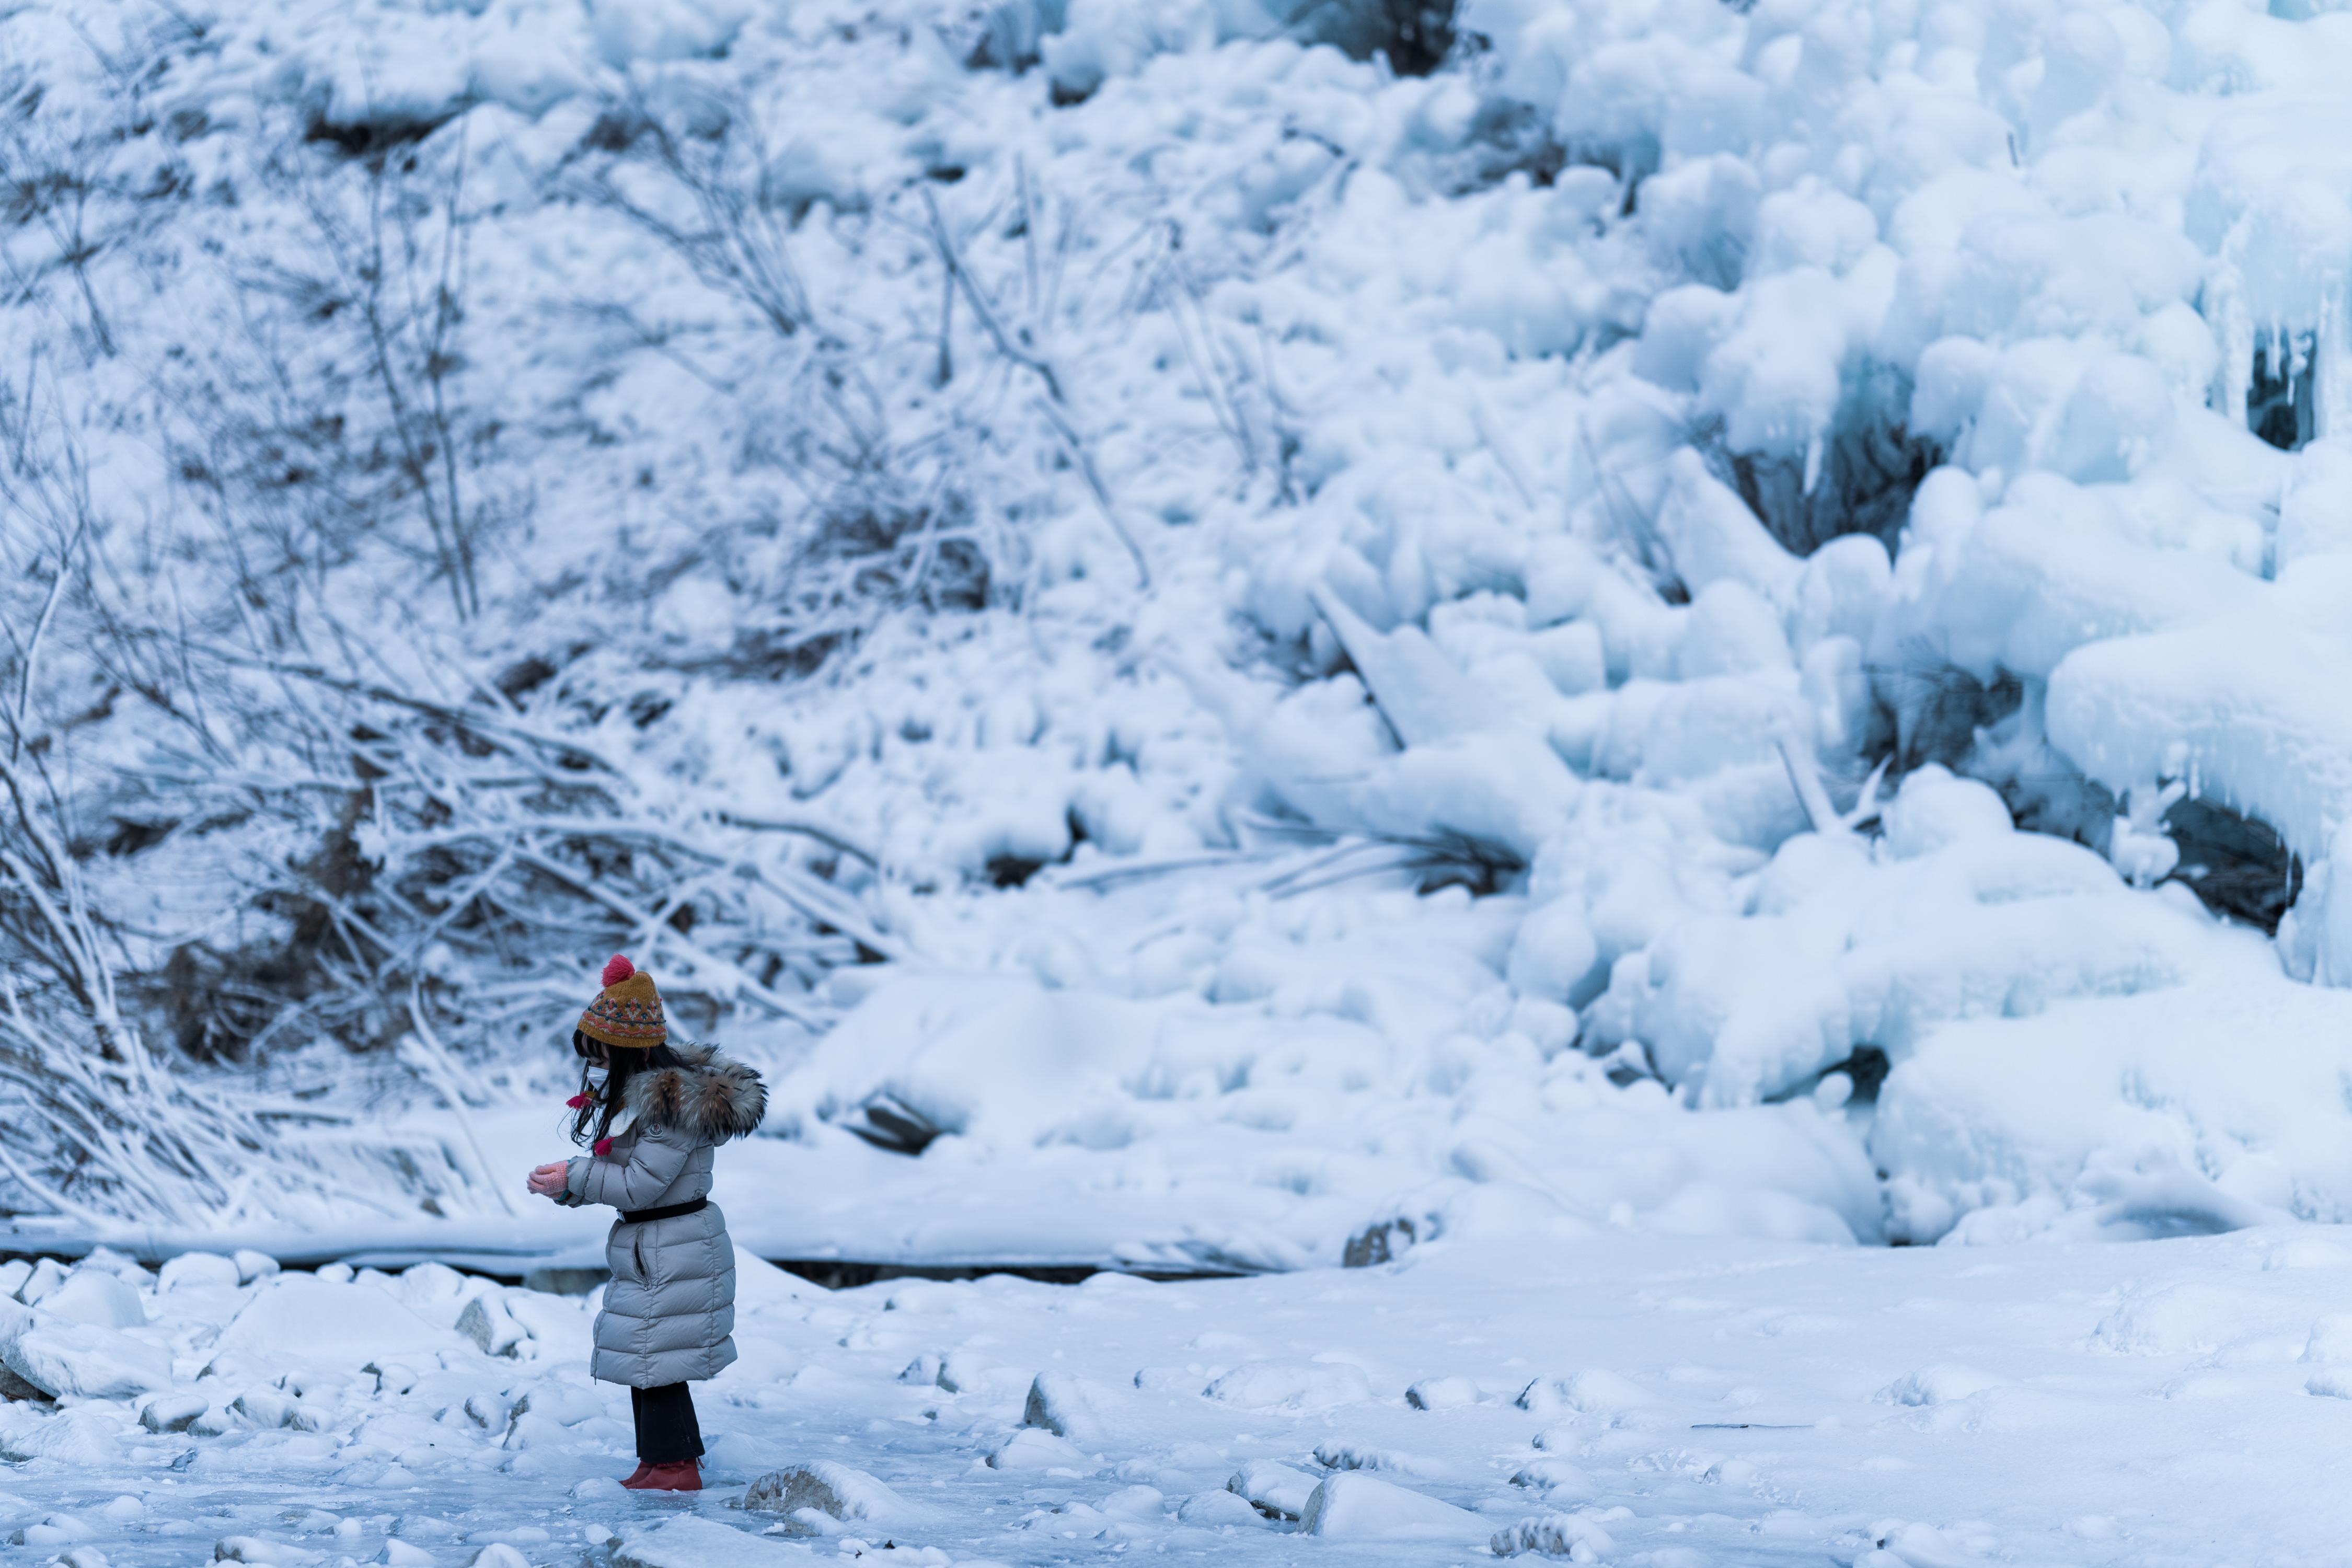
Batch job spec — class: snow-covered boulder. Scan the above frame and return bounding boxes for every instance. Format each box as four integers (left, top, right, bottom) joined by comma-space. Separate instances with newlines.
36, 1271, 145, 1330
1021, 1372, 1107, 1445
1226, 1459, 1321, 1520
742, 1462, 914, 1534
1298, 1473, 1486, 1540
1492, 1510, 1620, 1560
0, 1300, 169, 1401
986, 1428, 1093, 1470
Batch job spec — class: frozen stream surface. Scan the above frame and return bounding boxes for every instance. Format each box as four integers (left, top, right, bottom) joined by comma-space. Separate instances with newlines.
8, 1230, 2352, 1567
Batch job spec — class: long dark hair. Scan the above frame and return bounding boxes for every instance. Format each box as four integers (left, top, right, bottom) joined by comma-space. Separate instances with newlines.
569, 1030, 687, 1147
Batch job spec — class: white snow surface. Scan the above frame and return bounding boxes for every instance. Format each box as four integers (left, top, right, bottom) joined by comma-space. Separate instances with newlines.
5, 1233, 2352, 1562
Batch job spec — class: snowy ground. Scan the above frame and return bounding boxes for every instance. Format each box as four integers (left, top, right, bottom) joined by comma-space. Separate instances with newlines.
13, 1232, 2352, 1566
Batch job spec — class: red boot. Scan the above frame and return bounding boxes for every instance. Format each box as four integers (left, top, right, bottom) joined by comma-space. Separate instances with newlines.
632, 1460, 701, 1492
619, 1463, 652, 1488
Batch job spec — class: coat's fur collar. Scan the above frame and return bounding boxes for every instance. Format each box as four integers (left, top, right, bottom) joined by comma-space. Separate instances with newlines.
622, 1044, 766, 1141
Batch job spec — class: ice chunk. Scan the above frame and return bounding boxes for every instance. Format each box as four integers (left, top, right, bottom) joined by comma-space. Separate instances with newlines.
1298, 1473, 1485, 1540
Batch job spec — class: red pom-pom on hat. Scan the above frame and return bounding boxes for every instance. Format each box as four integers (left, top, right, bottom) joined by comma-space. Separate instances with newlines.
601, 954, 635, 988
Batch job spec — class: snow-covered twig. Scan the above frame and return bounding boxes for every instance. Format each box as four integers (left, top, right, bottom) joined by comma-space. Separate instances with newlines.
403, 983, 517, 1217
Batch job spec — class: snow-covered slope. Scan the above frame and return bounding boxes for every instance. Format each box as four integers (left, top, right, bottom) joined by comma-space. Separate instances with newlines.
9, 0, 2352, 1258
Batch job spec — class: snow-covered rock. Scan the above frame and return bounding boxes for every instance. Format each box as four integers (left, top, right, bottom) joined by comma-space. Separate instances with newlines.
742, 1462, 914, 1533
1225, 1459, 1321, 1520
986, 1428, 1093, 1471
0, 1300, 169, 1401
1492, 1510, 1619, 1560
1298, 1473, 1486, 1540
1021, 1372, 1106, 1445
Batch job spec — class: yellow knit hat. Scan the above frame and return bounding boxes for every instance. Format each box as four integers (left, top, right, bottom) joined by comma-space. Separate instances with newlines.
579, 954, 666, 1048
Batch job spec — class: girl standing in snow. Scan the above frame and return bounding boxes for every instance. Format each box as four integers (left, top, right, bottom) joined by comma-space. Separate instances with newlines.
526, 956, 765, 1492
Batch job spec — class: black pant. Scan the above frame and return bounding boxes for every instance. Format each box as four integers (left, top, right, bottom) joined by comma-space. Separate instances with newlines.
630, 1382, 704, 1464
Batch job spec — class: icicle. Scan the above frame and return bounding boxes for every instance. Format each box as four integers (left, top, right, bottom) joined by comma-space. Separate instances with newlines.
1801, 431, 1824, 497
2319, 285, 2352, 442
2209, 248, 2252, 427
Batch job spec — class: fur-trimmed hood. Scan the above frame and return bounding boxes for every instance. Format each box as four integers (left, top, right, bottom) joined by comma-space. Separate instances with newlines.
622, 1044, 766, 1142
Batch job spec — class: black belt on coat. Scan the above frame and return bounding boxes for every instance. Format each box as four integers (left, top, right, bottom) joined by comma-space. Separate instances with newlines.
620, 1196, 708, 1225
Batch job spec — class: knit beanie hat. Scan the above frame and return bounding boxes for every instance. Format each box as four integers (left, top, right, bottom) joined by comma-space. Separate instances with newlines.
579, 954, 666, 1048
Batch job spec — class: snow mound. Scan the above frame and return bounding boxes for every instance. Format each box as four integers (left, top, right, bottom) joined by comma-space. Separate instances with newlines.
0, 1301, 169, 1402
1203, 1361, 1373, 1413
1226, 1460, 1321, 1520
1492, 1509, 1618, 1561
208, 1276, 452, 1374
1298, 1472, 1485, 1540
1879, 1365, 2002, 1408
612, 1518, 798, 1568
742, 1462, 915, 1532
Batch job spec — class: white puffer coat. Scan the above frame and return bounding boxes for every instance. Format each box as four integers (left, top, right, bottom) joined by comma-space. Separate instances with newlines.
559, 1045, 766, 1387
